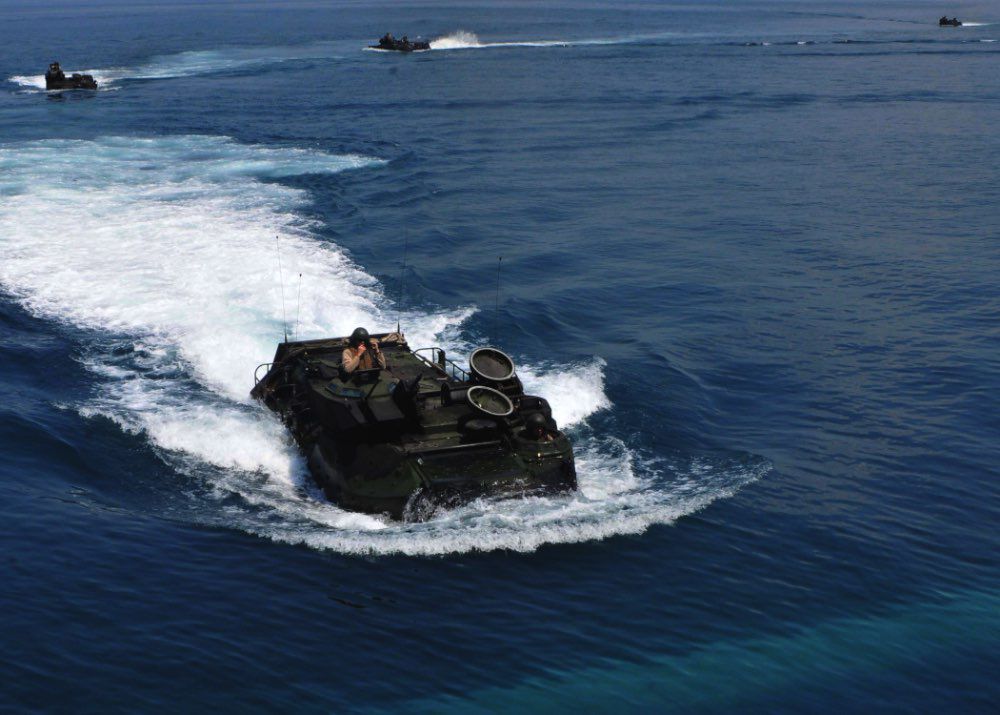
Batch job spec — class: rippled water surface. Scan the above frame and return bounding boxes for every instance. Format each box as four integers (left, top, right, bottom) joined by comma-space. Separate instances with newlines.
1, 0, 997, 711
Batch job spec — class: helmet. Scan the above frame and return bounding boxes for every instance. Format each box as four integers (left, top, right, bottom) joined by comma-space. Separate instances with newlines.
349, 327, 370, 346
526, 412, 547, 431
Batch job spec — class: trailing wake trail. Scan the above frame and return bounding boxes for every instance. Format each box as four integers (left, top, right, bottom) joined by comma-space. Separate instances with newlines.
0, 135, 765, 555
11, 26, 995, 91
8, 42, 346, 90
2, 3, 997, 710
428, 30, 680, 50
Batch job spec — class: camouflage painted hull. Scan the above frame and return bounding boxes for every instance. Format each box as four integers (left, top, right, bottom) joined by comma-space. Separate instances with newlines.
252, 333, 576, 520
369, 39, 431, 52
45, 73, 98, 90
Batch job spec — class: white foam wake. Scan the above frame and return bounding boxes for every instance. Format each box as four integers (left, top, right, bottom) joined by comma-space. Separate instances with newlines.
9, 70, 118, 91
8, 43, 344, 91
429, 30, 667, 51
430, 30, 491, 50
0, 134, 762, 555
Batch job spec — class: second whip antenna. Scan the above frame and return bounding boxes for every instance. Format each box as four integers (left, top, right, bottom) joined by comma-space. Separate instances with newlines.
397, 231, 409, 334
275, 235, 288, 342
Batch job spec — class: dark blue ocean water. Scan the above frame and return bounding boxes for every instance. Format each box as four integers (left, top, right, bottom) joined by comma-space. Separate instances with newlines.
1, 1, 998, 711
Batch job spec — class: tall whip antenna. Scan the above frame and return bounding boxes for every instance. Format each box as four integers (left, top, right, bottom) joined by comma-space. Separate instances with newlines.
275, 235, 288, 342
397, 231, 409, 334
294, 273, 302, 341
493, 256, 502, 346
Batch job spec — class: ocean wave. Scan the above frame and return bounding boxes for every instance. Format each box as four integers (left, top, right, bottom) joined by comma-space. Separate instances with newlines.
0, 135, 764, 555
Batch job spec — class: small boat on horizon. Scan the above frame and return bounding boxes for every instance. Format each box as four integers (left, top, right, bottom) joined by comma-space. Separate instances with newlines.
370, 33, 431, 52
44, 61, 97, 90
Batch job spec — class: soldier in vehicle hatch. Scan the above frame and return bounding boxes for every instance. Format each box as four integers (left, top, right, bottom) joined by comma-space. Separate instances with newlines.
524, 412, 554, 442
341, 327, 386, 373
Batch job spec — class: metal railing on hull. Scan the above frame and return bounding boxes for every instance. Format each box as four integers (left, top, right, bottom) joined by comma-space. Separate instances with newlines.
254, 362, 273, 385
413, 348, 469, 382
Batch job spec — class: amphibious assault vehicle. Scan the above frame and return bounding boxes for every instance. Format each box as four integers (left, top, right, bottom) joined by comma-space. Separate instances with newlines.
251, 331, 576, 519
939, 16, 962, 27
370, 34, 431, 52
44, 62, 98, 90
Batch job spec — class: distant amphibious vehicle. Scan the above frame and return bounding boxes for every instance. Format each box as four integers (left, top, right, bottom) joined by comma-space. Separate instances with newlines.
939, 16, 962, 26
252, 331, 576, 519
370, 33, 431, 52
44, 62, 98, 90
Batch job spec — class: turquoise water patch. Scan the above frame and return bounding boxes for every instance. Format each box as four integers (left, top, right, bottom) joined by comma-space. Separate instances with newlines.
395, 589, 999, 712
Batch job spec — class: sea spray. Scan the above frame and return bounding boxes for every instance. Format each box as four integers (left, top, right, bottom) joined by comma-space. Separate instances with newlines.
0, 135, 764, 555
8, 42, 345, 90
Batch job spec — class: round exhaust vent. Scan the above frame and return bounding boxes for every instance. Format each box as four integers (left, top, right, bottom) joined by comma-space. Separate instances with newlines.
467, 385, 514, 417
469, 347, 516, 383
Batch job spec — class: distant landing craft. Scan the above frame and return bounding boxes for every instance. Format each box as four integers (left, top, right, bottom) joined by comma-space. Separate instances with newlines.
370, 33, 431, 52
44, 61, 97, 90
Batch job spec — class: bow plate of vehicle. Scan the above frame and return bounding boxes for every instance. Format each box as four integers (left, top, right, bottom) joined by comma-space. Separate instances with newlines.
251, 332, 576, 519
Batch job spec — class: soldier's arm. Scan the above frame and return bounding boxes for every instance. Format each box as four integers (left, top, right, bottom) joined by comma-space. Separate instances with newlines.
341, 348, 359, 372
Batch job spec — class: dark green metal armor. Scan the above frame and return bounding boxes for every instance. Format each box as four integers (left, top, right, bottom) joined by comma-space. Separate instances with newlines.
251, 333, 576, 519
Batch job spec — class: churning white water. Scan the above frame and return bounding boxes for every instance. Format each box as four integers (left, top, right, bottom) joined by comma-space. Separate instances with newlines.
8, 43, 346, 90
429, 30, 648, 51
0, 135, 763, 555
